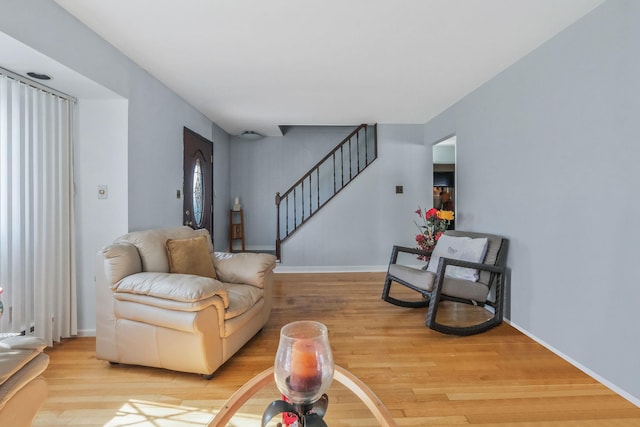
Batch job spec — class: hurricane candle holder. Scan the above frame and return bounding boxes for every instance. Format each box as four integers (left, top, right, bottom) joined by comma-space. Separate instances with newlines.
262, 321, 334, 427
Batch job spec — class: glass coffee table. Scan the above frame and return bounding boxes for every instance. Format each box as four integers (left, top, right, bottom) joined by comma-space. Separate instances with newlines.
209, 365, 396, 426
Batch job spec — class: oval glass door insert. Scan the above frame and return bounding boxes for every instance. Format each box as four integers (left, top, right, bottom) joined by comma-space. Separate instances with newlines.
192, 158, 204, 227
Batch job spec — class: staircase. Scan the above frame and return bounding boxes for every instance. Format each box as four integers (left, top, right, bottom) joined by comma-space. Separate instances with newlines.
275, 124, 377, 260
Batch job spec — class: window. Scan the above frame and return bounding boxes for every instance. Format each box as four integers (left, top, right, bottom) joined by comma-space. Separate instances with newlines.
0, 68, 77, 345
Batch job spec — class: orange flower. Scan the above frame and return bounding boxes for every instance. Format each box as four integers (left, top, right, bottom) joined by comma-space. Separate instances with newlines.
437, 210, 454, 221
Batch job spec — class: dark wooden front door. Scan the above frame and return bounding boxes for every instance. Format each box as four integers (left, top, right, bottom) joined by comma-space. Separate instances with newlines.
183, 127, 214, 239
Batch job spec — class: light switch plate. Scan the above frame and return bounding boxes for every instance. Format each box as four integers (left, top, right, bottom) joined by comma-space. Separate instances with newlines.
98, 185, 108, 199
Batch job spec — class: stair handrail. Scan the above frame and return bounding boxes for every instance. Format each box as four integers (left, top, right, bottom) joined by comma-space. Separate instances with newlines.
276, 124, 377, 259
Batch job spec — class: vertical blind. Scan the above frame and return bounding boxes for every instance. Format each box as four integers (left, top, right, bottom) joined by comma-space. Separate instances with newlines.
0, 69, 77, 346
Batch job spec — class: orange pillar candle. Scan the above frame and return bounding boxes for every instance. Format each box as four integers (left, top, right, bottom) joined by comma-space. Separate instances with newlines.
289, 339, 321, 392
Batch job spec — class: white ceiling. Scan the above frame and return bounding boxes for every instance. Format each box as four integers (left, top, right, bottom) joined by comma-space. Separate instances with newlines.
51, 0, 605, 137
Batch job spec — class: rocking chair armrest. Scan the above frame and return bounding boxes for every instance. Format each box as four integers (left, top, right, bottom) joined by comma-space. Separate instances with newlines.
436, 257, 506, 275
431, 257, 507, 311
389, 245, 433, 264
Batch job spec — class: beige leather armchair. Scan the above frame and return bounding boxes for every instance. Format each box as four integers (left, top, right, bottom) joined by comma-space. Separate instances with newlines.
95, 226, 276, 378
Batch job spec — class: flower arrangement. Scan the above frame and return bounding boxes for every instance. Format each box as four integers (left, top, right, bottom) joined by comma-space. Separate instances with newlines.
414, 207, 454, 260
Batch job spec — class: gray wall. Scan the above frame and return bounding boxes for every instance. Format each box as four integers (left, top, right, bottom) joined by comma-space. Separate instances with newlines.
423, 0, 640, 403
212, 122, 231, 250
125, 71, 216, 232
282, 124, 430, 268
230, 126, 357, 251
74, 99, 129, 338
232, 124, 429, 267
432, 141, 455, 164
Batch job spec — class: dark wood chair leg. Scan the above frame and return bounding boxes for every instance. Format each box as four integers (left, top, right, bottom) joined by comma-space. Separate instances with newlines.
381, 245, 433, 308
426, 262, 506, 336
381, 276, 430, 308
380, 275, 393, 301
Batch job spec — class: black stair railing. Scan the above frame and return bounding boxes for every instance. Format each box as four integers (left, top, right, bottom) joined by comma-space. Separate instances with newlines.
275, 124, 377, 260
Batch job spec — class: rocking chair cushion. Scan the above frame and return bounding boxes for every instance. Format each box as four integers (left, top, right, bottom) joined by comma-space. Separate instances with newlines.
388, 264, 489, 302
388, 265, 435, 291
426, 235, 488, 281
441, 276, 490, 303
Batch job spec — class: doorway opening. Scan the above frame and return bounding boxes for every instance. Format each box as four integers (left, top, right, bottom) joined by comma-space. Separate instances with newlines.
433, 135, 456, 229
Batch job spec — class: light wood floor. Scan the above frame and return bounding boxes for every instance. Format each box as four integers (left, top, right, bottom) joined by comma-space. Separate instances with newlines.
35, 272, 640, 426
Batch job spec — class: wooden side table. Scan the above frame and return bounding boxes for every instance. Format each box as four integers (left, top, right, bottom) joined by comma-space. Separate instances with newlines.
229, 209, 245, 252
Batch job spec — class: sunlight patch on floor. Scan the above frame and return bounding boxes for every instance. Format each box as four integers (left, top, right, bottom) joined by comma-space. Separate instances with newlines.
104, 399, 212, 426
102, 399, 264, 427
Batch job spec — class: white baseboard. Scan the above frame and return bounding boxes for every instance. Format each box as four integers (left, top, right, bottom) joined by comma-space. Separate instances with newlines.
506, 319, 640, 407
76, 329, 96, 337
247, 245, 275, 251
224, 245, 275, 253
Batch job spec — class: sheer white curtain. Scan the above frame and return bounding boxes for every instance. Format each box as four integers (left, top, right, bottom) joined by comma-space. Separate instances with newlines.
0, 70, 77, 346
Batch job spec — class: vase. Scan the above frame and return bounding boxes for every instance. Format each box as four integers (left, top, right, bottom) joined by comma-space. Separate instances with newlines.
274, 321, 334, 405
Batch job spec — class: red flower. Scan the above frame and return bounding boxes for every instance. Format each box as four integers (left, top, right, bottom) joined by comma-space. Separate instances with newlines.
416, 234, 426, 243
435, 231, 444, 241
425, 208, 438, 219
